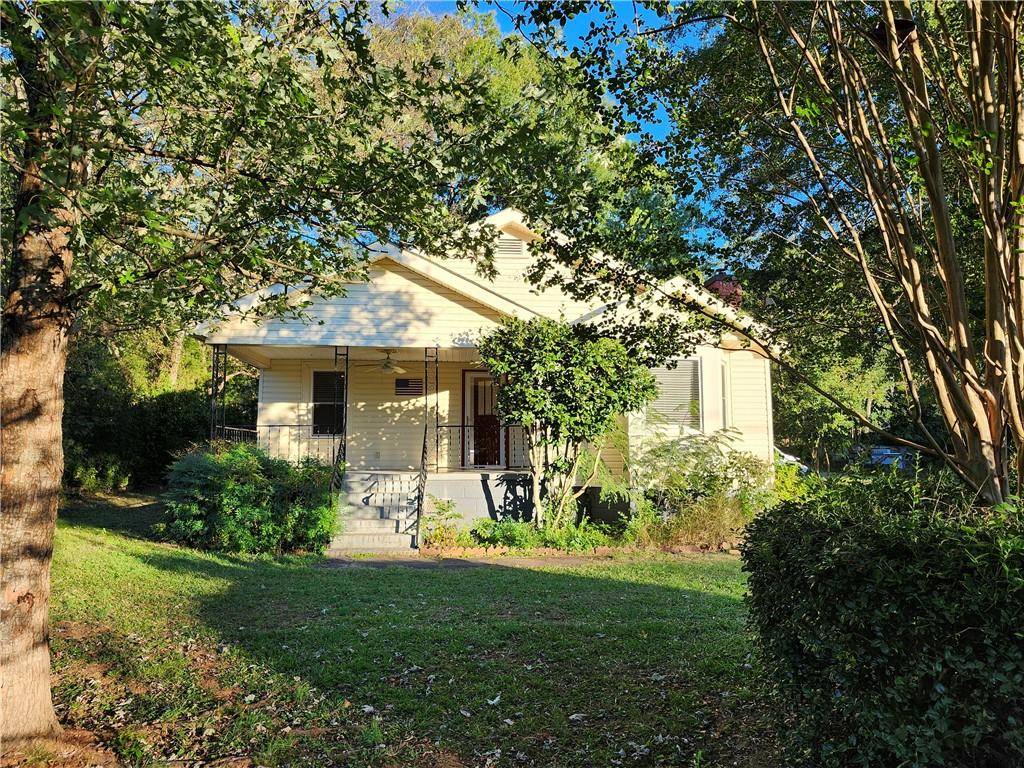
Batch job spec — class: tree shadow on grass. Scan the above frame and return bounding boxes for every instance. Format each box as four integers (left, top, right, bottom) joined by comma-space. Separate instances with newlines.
59, 492, 164, 539
123, 548, 776, 767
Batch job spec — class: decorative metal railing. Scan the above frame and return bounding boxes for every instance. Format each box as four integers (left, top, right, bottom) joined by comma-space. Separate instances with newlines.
215, 422, 527, 474
414, 422, 429, 547
213, 424, 345, 467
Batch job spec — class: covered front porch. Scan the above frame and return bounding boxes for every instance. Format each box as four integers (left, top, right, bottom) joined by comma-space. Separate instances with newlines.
209, 344, 529, 475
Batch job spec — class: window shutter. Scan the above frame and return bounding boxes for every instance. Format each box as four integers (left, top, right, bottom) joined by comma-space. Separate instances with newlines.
312, 371, 345, 435
649, 359, 701, 430
394, 378, 424, 396
312, 371, 344, 402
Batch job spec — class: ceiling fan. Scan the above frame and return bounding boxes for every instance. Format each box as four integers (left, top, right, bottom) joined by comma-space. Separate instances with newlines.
353, 350, 407, 375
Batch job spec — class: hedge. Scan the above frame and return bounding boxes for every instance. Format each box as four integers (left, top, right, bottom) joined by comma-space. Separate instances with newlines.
743, 471, 1023, 767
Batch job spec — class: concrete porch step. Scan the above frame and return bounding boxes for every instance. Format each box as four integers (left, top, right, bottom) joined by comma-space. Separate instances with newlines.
344, 504, 415, 520
330, 531, 416, 553
341, 491, 416, 507
343, 517, 407, 533
337, 470, 422, 552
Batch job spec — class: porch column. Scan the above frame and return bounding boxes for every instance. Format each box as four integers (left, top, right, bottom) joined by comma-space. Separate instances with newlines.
330, 345, 349, 489
423, 346, 440, 471
208, 343, 228, 441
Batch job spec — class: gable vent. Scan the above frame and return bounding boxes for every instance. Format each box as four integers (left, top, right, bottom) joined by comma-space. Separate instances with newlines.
497, 235, 524, 258
649, 359, 702, 430
395, 378, 424, 396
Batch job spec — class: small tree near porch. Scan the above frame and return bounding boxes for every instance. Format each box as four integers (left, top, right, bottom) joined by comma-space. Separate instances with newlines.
479, 318, 657, 528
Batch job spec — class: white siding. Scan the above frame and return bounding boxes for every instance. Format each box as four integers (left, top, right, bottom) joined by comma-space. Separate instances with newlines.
629, 346, 773, 463
431, 231, 598, 320
725, 349, 774, 461
205, 259, 504, 348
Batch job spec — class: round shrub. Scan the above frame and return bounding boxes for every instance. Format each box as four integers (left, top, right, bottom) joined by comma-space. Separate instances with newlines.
743, 471, 1023, 767
161, 444, 338, 554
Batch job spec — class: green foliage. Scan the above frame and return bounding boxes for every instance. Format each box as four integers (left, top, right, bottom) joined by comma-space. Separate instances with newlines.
773, 358, 898, 469
619, 432, 773, 549
538, 518, 612, 552
480, 318, 658, 448
64, 442, 131, 493
420, 496, 473, 550
768, 461, 816, 508
636, 432, 773, 517
743, 471, 1022, 767
2, 4, 626, 331
161, 444, 337, 555
63, 330, 257, 487
479, 317, 658, 527
469, 518, 613, 552
471, 519, 543, 550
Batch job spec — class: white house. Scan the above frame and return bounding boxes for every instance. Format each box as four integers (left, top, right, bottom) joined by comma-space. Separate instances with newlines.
197, 209, 774, 552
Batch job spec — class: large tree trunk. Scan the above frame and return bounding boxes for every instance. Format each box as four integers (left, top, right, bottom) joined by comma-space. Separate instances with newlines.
166, 329, 187, 387
1, 59, 80, 736
0, 315, 69, 742
1, 227, 74, 742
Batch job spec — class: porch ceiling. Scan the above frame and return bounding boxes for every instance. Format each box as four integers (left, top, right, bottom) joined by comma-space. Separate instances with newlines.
225, 344, 482, 368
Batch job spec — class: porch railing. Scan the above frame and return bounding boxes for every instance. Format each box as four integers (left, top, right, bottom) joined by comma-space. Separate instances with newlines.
414, 422, 429, 547
215, 423, 527, 472
432, 424, 529, 471
214, 424, 345, 467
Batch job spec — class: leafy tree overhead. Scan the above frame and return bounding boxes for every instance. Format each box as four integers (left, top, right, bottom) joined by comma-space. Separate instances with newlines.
0, 2, 626, 740
479, 317, 658, 528
514, 0, 1023, 504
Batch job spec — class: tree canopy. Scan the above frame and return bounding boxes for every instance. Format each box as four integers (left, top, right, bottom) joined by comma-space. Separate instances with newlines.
512, 0, 1023, 503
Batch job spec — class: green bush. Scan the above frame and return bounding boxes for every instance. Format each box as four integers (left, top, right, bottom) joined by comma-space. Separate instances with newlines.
618, 432, 773, 549
539, 518, 612, 551
64, 441, 132, 492
471, 519, 543, 549
421, 496, 475, 549
743, 470, 1024, 767
469, 518, 613, 552
769, 460, 816, 507
161, 444, 337, 554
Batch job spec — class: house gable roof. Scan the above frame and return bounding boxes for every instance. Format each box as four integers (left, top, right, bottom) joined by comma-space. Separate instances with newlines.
199, 257, 509, 349
198, 208, 771, 355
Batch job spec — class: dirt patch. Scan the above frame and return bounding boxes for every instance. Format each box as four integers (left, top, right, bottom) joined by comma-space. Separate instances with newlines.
0, 729, 119, 768
54, 621, 105, 642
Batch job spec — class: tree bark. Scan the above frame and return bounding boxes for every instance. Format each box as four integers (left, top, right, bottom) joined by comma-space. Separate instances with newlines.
527, 426, 544, 525
1, 19, 83, 737
166, 329, 186, 388
1, 214, 76, 742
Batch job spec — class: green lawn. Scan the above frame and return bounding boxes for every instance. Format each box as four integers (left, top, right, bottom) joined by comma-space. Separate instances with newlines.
50, 494, 775, 767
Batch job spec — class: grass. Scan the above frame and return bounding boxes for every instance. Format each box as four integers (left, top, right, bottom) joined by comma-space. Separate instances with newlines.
49, 493, 775, 767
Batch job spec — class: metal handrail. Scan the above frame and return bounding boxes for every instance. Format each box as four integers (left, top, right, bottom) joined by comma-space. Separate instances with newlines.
414, 422, 429, 548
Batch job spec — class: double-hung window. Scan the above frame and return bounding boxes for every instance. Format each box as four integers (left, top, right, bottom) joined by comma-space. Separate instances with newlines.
649, 358, 703, 432
311, 371, 345, 436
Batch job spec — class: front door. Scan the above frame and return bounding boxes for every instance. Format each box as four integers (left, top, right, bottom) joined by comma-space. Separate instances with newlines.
465, 371, 502, 467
